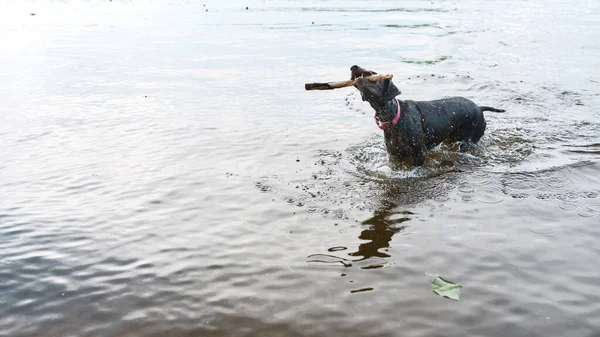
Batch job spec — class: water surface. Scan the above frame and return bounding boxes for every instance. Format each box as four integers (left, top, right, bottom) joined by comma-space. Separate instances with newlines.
1, 1, 600, 336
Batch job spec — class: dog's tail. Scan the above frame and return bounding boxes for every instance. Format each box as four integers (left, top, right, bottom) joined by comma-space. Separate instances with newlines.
479, 106, 506, 113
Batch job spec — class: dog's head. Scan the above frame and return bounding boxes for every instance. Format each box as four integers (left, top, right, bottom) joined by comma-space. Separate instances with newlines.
350, 65, 401, 113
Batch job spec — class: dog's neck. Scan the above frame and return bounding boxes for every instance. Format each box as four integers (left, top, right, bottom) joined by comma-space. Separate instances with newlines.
373, 98, 402, 130
376, 98, 400, 123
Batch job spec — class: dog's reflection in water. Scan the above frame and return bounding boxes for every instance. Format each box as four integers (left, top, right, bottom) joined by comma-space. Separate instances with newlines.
306, 200, 412, 268
349, 200, 411, 262
308, 173, 456, 268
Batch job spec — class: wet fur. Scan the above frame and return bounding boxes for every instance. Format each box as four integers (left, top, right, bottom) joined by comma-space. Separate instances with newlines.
350, 65, 505, 167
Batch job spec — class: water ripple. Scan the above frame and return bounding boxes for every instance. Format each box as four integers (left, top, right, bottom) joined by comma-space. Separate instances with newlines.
2, 0, 600, 337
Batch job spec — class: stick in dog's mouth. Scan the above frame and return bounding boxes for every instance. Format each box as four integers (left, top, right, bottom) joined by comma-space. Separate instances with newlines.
305, 74, 393, 91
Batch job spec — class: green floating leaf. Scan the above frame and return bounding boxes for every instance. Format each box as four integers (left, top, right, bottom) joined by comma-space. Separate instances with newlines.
432, 276, 462, 300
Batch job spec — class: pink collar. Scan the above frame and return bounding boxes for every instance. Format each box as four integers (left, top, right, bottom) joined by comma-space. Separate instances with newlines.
374, 98, 401, 130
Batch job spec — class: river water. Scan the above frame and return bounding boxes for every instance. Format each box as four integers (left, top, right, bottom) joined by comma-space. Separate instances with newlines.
1, 1, 600, 336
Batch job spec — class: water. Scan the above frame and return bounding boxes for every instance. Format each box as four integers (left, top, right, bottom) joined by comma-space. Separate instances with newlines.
1, 0, 600, 336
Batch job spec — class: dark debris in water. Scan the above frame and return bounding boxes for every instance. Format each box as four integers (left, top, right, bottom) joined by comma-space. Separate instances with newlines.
402, 55, 451, 65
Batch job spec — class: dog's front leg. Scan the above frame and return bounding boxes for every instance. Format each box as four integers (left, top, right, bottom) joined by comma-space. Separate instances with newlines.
388, 153, 403, 170
412, 147, 427, 167
412, 156, 425, 167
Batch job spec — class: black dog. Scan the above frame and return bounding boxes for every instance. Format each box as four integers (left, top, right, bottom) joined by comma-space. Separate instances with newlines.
350, 65, 505, 167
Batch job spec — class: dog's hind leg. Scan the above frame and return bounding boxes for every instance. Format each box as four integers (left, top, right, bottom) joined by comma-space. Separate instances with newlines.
457, 118, 486, 152
457, 140, 472, 152
471, 118, 486, 144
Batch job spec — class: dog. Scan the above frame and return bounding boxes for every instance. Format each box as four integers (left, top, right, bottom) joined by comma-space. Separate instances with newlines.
350, 65, 505, 167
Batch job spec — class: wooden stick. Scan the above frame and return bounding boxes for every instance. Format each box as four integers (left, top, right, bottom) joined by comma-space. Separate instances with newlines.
305, 74, 393, 91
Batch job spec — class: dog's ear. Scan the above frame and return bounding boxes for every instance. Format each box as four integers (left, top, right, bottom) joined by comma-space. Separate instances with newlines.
383, 80, 401, 100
